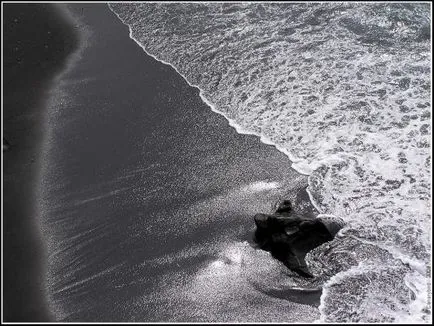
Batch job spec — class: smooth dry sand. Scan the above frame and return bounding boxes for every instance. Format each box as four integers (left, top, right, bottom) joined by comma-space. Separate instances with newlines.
3, 3, 78, 321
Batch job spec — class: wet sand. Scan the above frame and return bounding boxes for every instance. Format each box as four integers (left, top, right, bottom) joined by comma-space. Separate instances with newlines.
35, 4, 319, 322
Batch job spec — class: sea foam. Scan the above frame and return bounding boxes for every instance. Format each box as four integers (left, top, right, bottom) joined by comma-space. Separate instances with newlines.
109, 3, 432, 322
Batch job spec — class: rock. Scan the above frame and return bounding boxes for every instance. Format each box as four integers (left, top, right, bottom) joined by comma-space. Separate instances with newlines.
275, 199, 293, 215
253, 200, 345, 278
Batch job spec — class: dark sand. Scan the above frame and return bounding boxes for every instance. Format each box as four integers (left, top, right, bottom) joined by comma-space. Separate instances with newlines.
36, 4, 319, 322
3, 4, 78, 321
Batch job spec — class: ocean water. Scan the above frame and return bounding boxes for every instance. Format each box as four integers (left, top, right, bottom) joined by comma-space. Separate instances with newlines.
108, 2, 432, 323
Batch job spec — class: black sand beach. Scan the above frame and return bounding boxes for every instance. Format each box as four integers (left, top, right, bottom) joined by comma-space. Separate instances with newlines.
3, 4, 78, 321
5, 3, 320, 322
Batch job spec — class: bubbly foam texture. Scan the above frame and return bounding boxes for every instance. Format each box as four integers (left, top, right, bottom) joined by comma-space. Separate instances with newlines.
109, 3, 431, 322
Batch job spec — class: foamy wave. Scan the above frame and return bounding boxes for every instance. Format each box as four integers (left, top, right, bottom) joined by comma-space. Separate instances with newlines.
109, 3, 431, 322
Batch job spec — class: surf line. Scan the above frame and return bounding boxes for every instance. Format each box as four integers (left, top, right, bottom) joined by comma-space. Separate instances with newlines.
107, 4, 331, 218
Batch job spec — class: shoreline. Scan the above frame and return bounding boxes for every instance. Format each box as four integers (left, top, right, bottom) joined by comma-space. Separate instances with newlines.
39, 4, 320, 322
108, 4, 323, 215
3, 3, 78, 321
107, 3, 431, 323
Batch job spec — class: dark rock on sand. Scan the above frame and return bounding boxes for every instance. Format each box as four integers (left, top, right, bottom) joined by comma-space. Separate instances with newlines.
253, 200, 344, 278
